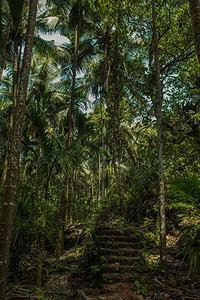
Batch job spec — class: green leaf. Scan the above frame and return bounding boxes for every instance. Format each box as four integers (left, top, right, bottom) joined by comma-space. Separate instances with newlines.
7, 0, 24, 30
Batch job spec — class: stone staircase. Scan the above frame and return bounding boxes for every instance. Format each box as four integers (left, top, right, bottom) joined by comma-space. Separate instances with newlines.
95, 226, 148, 287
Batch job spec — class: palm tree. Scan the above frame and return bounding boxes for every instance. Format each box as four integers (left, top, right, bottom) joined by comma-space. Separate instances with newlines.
25, 104, 81, 287
46, 0, 96, 253
0, 0, 38, 298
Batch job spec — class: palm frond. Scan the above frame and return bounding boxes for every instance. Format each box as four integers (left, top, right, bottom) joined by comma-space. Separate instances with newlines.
56, 143, 81, 170
34, 36, 66, 63
170, 173, 200, 210
26, 106, 53, 158
12, 193, 35, 252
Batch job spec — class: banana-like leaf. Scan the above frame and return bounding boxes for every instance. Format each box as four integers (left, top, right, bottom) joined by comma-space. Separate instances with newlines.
7, 0, 24, 30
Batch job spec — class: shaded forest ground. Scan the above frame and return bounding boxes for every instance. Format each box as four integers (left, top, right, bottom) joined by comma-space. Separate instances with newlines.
6, 219, 200, 300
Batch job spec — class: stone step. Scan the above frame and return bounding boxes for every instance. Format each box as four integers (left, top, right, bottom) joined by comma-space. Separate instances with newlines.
105, 255, 140, 264
103, 263, 149, 273
100, 282, 136, 294
97, 235, 137, 243
96, 229, 128, 236
100, 241, 139, 249
100, 248, 139, 256
103, 264, 136, 273
102, 272, 140, 283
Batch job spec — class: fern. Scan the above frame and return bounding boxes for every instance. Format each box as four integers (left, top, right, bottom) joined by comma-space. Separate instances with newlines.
170, 173, 200, 279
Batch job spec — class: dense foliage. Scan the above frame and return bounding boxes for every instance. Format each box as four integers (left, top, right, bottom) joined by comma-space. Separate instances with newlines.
0, 0, 200, 296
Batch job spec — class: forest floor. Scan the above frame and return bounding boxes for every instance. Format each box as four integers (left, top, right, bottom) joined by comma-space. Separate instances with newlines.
7, 221, 200, 300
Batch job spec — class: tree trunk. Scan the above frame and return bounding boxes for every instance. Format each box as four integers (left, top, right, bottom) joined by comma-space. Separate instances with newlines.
36, 243, 43, 288
13, 39, 19, 105
189, 0, 200, 65
110, 164, 114, 211
98, 152, 101, 202
0, 1, 38, 298
58, 13, 82, 255
112, 10, 123, 216
100, 100, 105, 201
67, 17, 81, 147
58, 174, 69, 258
103, 30, 111, 108
91, 174, 94, 202
151, 0, 167, 269
36, 170, 50, 287
100, 30, 110, 204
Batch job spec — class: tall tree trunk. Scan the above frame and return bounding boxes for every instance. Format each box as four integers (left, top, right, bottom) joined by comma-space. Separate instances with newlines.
151, 0, 167, 269
57, 174, 69, 258
36, 246, 43, 288
59, 14, 82, 254
189, 0, 200, 65
100, 100, 105, 201
67, 17, 81, 147
110, 164, 114, 211
112, 8, 123, 216
0, 1, 38, 298
91, 173, 95, 216
103, 29, 111, 108
36, 169, 51, 288
98, 152, 101, 202
13, 39, 19, 105
100, 30, 110, 204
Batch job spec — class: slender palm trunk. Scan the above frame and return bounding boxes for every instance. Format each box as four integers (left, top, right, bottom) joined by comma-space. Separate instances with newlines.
110, 164, 114, 210
57, 175, 69, 258
91, 174, 94, 204
99, 33, 110, 205
36, 165, 52, 286
13, 39, 19, 104
59, 13, 81, 255
36, 243, 43, 288
100, 100, 105, 201
0, 1, 38, 298
151, 0, 167, 269
67, 18, 81, 147
98, 152, 101, 202
113, 12, 123, 216
189, 0, 200, 65
103, 32, 110, 108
